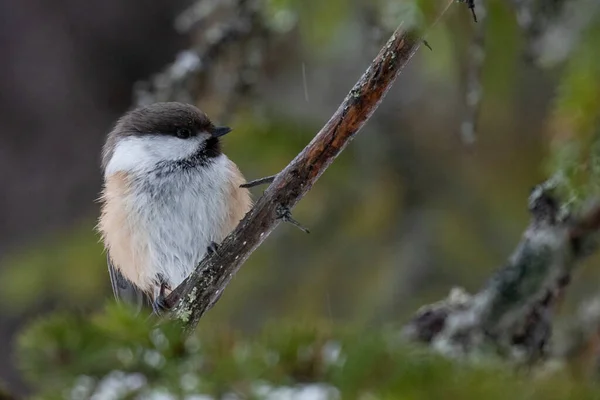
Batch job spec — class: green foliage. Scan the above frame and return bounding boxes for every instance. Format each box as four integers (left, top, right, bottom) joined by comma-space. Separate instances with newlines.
0, 222, 106, 313
548, 15, 600, 207
483, 0, 521, 101
17, 305, 600, 399
263, 0, 351, 51
262, 0, 454, 55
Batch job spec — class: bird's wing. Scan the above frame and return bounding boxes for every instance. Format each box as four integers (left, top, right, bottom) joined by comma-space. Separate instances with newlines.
107, 253, 148, 314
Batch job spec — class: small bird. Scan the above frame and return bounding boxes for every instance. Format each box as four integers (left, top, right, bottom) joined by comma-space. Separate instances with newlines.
97, 102, 252, 313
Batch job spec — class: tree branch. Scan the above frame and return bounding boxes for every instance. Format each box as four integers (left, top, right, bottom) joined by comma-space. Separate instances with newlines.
135, 0, 268, 109
461, 0, 486, 145
164, 0, 457, 332
403, 182, 600, 361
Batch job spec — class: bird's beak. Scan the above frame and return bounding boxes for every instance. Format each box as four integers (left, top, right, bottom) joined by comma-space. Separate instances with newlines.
211, 126, 232, 138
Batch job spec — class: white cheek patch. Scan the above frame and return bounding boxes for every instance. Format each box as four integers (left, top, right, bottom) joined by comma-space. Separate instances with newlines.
105, 135, 204, 177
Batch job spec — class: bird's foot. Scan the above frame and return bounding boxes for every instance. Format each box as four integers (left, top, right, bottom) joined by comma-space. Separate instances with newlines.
207, 241, 219, 256
152, 281, 172, 315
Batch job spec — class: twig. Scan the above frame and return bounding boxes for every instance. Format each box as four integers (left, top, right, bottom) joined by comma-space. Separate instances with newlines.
276, 205, 311, 234
459, 0, 478, 22
164, 0, 457, 333
240, 174, 277, 188
135, 0, 268, 110
461, 0, 486, 145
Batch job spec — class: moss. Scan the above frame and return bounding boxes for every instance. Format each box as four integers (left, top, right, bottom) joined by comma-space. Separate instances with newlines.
174, 287, 197, 323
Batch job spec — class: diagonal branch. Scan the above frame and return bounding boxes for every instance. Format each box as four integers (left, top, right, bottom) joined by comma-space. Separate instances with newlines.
164, 0, 457, 333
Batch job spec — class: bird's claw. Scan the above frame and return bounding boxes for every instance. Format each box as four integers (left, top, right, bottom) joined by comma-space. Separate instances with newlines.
152, 281, 172, 315
207, 241, 220, 256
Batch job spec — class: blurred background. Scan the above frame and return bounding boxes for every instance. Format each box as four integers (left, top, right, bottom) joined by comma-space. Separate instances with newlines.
1, 0, 600, 394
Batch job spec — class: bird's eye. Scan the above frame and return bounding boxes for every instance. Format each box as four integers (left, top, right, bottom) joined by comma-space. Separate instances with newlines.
176, 127, 193, 139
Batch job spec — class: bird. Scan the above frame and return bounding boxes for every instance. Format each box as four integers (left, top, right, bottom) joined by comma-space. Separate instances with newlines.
97, 102, 252, 313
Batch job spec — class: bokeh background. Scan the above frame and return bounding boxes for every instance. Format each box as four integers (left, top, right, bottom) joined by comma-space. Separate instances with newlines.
1, 0, 600, 394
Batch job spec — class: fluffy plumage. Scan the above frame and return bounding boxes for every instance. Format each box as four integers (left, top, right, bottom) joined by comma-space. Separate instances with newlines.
98, 102, 252, 306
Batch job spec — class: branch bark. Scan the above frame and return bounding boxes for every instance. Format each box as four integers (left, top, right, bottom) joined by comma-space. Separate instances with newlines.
164, 0, 457, 332
403, 182, 600, 361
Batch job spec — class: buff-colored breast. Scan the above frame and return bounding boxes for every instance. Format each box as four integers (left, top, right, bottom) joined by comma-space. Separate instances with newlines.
222, 161, 252, 237
98, 171, 151, 293
99, 162, 252, 296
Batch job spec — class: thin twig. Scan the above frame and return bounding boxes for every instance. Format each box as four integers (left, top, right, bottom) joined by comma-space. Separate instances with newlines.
240, 174, 277, 188
461, 0, 486, 145
459, 0, 478, 22
164, 0, 457, 332
135, 0, 267, 110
